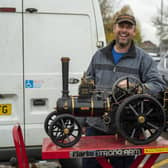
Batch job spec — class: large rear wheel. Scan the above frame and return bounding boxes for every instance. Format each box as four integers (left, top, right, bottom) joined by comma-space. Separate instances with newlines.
116, 94, 166, 145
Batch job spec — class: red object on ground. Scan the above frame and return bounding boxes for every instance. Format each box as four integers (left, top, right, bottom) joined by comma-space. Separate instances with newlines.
12, 124, 29, 168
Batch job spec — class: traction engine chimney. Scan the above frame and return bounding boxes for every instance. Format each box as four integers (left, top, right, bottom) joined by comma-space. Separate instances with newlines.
61, 57, 70, 98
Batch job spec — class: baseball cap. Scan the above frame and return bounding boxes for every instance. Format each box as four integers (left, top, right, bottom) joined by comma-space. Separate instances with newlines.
115, 14, 136, 25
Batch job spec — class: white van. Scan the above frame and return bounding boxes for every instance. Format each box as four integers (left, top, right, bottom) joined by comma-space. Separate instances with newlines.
0, 0, 106, 161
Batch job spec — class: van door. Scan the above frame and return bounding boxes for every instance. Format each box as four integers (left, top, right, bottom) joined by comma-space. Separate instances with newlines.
23, 0, 98, 145
0, 0, 24, 147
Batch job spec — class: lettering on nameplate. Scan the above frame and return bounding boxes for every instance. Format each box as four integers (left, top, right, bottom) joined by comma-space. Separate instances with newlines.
70, 149, 142, 158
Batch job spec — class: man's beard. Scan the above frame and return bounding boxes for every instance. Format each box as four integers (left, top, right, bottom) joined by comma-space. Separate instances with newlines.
116, 38, 131, 48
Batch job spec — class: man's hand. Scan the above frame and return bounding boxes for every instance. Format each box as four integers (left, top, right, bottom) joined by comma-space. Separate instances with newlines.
117, 79, 143, 94
118, 80, 128, 88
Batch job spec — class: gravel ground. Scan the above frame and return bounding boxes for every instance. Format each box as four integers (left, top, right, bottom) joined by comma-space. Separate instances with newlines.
0, 159, 82, 168
0, 161, 62, 168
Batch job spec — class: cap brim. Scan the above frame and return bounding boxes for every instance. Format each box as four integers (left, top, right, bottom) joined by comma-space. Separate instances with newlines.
117, 19, 135, 25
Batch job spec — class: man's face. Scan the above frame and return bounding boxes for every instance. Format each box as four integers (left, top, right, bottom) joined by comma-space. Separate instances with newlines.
113, 22, 136, 48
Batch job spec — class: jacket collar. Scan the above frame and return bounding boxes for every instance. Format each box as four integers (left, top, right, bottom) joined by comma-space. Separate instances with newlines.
101, 40, 137, 59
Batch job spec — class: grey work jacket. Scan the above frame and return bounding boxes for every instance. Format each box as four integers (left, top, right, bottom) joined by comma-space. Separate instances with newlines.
85, 40, 166, 134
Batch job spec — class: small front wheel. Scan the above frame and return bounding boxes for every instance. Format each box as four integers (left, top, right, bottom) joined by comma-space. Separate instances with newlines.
44, 111, 61, 135
48, 114, 82, 147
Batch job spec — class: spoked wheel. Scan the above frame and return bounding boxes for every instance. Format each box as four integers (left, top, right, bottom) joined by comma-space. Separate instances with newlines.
48, 114, 82, 147
44, 111, 61, 135
116, 94, 166, 145
112, 76, 143, 103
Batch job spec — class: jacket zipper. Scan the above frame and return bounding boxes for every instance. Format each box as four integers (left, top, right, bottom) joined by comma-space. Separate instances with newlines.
113, 66, 116, 72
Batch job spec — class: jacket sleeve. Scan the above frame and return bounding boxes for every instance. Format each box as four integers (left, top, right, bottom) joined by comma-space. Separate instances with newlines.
140, 53, 166, 94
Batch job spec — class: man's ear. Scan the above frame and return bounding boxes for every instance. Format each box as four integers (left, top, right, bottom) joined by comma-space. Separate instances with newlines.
133, 27, 136, 36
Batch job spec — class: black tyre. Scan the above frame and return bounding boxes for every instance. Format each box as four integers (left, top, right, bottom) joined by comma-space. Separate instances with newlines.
44, 111, 61, 135
48, 114, 82, 147
116, 94, 166, 145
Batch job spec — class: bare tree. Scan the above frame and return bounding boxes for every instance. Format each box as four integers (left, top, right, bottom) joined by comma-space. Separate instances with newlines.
152, 5, 168, 51
98, 0, 113, 23
98, 0, 119, 43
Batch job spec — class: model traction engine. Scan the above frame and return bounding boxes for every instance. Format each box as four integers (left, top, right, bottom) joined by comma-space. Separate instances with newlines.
44, 57, 166, 147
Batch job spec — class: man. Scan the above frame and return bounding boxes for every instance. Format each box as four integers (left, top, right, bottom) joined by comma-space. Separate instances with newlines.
83, 13, 166, 168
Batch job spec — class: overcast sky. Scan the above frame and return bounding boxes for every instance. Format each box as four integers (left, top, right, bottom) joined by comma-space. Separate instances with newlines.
112, 0, 168, 45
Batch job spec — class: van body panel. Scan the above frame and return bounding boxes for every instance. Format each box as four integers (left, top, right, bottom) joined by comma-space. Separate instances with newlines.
92, 0, 106, 44
0, 13, 24, 147
24, 0, 93, 14
0, 125, 14, 148
25, 124, 46, 146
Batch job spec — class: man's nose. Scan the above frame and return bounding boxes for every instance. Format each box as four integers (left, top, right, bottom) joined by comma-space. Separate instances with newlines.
120, 27, 128, 32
